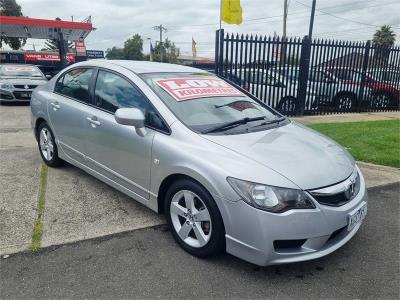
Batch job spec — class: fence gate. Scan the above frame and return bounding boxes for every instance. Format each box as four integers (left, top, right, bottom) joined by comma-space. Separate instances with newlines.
215, 29, 400, 116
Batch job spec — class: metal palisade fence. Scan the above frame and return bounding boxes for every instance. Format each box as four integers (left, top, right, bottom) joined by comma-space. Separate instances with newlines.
215, 29, 400, 116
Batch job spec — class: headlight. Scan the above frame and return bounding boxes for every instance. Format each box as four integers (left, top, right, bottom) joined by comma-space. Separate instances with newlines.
227, 177, 315, 213
0, 83, 13, 89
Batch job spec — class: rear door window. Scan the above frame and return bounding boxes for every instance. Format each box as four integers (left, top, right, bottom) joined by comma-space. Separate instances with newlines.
55, 68, 93, 103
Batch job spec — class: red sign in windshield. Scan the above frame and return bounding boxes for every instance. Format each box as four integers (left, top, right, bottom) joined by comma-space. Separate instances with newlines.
156, 77, 244, 101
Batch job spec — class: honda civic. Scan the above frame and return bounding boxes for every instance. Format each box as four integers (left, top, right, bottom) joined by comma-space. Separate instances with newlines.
31, 60, 367, 266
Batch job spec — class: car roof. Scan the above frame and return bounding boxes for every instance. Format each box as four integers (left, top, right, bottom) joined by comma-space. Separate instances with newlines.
75, 60, 209, 75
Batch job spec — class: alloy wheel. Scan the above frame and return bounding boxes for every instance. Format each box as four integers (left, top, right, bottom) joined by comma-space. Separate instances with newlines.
39, 127, 54, 161
169, 190, 212, 248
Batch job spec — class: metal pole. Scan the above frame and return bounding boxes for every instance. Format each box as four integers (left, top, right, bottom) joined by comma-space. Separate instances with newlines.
159, 24, 163, 63
219, 0, 222, 30
308, 0, 316, 39
283, 0, 287, 39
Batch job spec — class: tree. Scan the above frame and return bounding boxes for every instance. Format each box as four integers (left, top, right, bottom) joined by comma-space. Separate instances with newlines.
153, 38, 180, 63
373, 25, 396, 48
372, 26, 396, 67
105, 46, 125, 60
123, 34, 144, 60
0, 0, 26, 49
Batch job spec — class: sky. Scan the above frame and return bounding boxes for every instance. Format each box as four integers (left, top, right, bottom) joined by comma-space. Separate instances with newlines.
11, 0, 400, 58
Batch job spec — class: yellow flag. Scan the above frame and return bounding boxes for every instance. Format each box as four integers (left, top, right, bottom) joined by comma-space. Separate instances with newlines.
222, 0, 243, 25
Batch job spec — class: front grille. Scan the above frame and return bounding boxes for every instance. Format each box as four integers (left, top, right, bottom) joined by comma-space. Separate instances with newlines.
309, 169, 361, 207
312, 192, 349, 206
13, 84, 37, 89
13, 91, 32, 100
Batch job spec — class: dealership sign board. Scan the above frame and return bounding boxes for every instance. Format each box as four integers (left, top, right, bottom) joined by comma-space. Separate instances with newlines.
86, 50, 104, 58
75, 40, 86, 56
24, 53, 75, 62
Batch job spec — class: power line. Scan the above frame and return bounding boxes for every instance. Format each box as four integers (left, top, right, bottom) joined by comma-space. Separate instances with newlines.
168, 0, 388, 29
294, 0, 400, 29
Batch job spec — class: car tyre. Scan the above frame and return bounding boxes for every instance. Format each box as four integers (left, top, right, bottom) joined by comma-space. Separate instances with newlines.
164, 179, 225, 257
277, 96, 298, 115
372, 91, 392, 109
37, 122, 64, 167
334, 93, 356, 111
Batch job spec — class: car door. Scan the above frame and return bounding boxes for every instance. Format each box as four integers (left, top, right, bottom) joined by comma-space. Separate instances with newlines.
81, 69, 168, 201
48, 67, 94, 164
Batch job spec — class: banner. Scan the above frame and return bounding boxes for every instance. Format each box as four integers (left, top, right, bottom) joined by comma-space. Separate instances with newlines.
24, 53, 75, 62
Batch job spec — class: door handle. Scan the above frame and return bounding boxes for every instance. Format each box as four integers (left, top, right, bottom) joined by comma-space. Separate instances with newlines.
86, 116, 101, 127
50, 101, 60, 110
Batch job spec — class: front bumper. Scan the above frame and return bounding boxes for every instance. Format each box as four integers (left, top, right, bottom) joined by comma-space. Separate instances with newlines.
218, 170, 368, 266
0, 88, 33, 102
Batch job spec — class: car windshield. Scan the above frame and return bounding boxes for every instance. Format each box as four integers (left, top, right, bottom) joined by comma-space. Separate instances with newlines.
0, 65, 44, 78
141, 72, 284, 134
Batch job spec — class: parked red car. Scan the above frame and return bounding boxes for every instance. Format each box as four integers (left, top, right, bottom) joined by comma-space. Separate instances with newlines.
325, 67, 400, 108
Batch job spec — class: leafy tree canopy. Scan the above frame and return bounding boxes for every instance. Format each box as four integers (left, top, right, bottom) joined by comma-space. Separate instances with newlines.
123, 34, 144, 60
373, 26, 396, 48
105, 33, 180, 63
105, 46, 125, 60
0, 0, 26, 49
153, 38, 180, 63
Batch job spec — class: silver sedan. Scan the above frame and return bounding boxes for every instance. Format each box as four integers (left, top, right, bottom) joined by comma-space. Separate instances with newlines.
31, 60, 367, 266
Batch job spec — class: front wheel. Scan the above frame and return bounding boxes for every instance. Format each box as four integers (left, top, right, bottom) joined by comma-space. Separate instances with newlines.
164, 179, 225, 257
37, 122, 64, 167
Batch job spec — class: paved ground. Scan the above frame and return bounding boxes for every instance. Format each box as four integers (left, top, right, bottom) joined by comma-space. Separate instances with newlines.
1, 183, 399, 299
0, 105, 399, 257
293, 111, 400, 125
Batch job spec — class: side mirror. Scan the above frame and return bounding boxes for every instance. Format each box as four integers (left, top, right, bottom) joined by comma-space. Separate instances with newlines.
45, 74, 52, 80
115, 107, 147, 137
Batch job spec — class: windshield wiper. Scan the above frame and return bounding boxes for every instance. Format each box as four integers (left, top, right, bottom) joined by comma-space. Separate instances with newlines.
250, 116, 286, 128
201, 116, 266, 134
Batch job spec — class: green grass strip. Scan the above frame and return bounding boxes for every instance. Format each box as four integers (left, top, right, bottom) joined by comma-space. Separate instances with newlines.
310, 120, 400, 168
31, 164, 48, 251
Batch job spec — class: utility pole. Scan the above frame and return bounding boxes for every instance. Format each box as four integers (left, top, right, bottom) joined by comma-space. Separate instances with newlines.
308, 0, 316, 39
281, 0, 288, 62
283, 0, 288, 39
152, 24, 167, 63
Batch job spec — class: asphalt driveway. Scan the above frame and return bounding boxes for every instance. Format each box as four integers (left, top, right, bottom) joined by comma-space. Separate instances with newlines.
1, 183, 399, 299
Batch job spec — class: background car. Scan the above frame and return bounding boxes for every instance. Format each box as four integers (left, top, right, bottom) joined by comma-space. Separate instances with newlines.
0, 64, 49, 103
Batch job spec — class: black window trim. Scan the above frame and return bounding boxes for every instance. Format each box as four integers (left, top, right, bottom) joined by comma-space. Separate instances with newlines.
54, 66, 96, 105
91, 67, 171, 135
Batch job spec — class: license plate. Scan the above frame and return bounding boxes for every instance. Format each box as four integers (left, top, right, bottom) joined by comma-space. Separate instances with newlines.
21, 92, 30, 97
347, 202, 367, 231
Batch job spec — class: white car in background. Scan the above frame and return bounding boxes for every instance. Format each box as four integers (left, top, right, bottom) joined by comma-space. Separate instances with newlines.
0, 64, 48, 103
